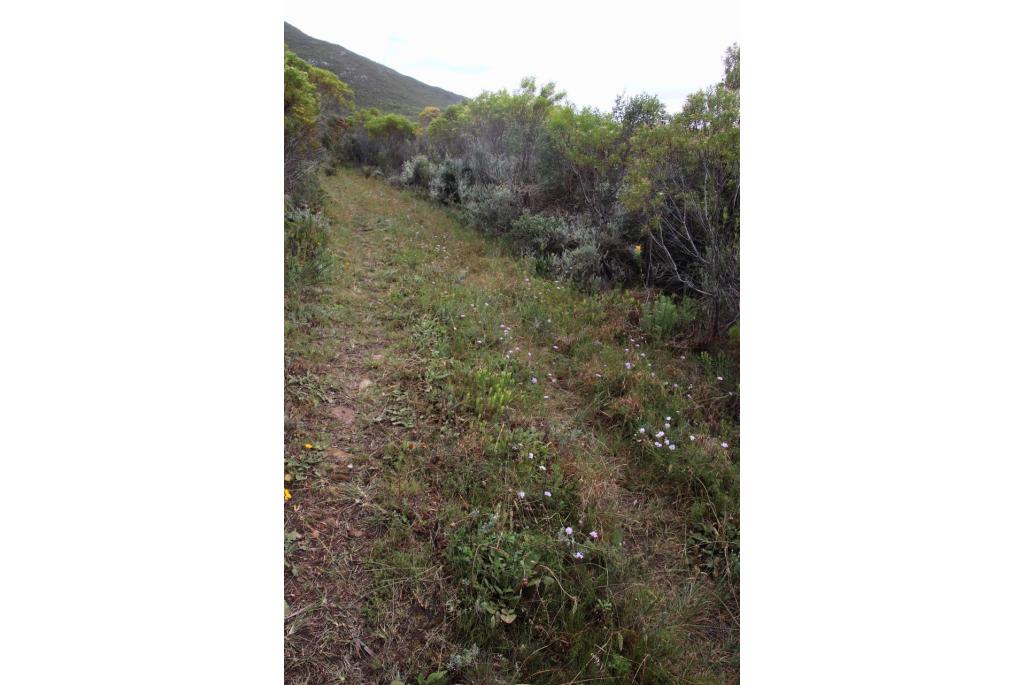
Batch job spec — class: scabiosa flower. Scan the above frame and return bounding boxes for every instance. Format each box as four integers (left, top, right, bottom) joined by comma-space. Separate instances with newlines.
665, 416, 672, 421
689, 435, 696, 441
574, 551, 584, 560
669, 444, 677, 451
539, 464, 547, 471
654, 441, 662, 447
528, 452, 534, 459
717, 376, 724, 381
655, 431, 665, 438
518, 491, 525, 499
589, 531, 598, 539
565, 527, 574, 535
625, 362, 632, 370
531, 377, 538, 384
638, 427, 646, 434
544, 491, 552, 497
664, 423, 671, 429
721, 442, 729, 448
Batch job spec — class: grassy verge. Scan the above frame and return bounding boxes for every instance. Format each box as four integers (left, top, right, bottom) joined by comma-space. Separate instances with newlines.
285, 167, 739, 684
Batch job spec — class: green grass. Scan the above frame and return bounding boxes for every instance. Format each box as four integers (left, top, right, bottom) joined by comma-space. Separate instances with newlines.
284, 167, 739, 684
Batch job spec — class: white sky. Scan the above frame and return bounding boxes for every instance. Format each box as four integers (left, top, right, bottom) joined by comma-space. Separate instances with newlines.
284, 0, 739, 113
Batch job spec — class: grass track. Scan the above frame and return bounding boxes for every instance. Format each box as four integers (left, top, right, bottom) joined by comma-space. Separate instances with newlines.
285, 168, 739, 684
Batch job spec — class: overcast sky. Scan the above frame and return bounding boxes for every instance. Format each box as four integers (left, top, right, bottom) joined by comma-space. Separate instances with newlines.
284, 0, 739, 113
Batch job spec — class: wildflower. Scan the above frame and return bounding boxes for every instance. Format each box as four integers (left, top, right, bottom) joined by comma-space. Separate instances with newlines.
717, 376, 724, 382
638, 427, 646, 434
543, 395, 550, 399
531, 377, 538, 384
664, 423, 671, 429
625, 362, 633, 370
303, 443, 313, 450
655, 431, 665, 438
528, 452, 534, 459
518, 491, 526, 499
589, 531, 598, 539
574, 551, 585, 560
722, 442, 729, 449
654, 441, 662, 447
565, 527, 574, 535
640, 353, 646, 358
539, 464, 547, 471
669, 444, 677, 451
284, 488, 292, 502
553, 345, 559, 350
665, 416, 672, 421
689, 435, 696, 441
634, 244, 642, 255
544, 491, 552, 497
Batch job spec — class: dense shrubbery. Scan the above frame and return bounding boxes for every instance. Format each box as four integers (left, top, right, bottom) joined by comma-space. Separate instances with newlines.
332, 45, 740, 339
284, 46, 353, 204
284, 206, 333, 288
284, 46, 353, 289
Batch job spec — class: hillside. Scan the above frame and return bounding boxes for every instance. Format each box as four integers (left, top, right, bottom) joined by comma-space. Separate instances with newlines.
284, 22, 465, 118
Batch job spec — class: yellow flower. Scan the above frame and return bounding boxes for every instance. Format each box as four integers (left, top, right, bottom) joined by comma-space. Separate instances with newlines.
284, 488, 292, 502
303, 443, 313, 450
634, 244, 643, 255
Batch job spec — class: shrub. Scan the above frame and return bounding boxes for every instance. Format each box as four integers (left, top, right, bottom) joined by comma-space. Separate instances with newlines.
509, 212, 565, 254
640, 294, 696, 342
284, 205, 333, 289
399, 154, 435, 189
429, 157, 471, 205
552, 244, 603, 290
462, 183, 523, 234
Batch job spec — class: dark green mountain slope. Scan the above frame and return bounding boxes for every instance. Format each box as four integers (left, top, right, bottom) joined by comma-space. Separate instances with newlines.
284, 22, 466, 119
